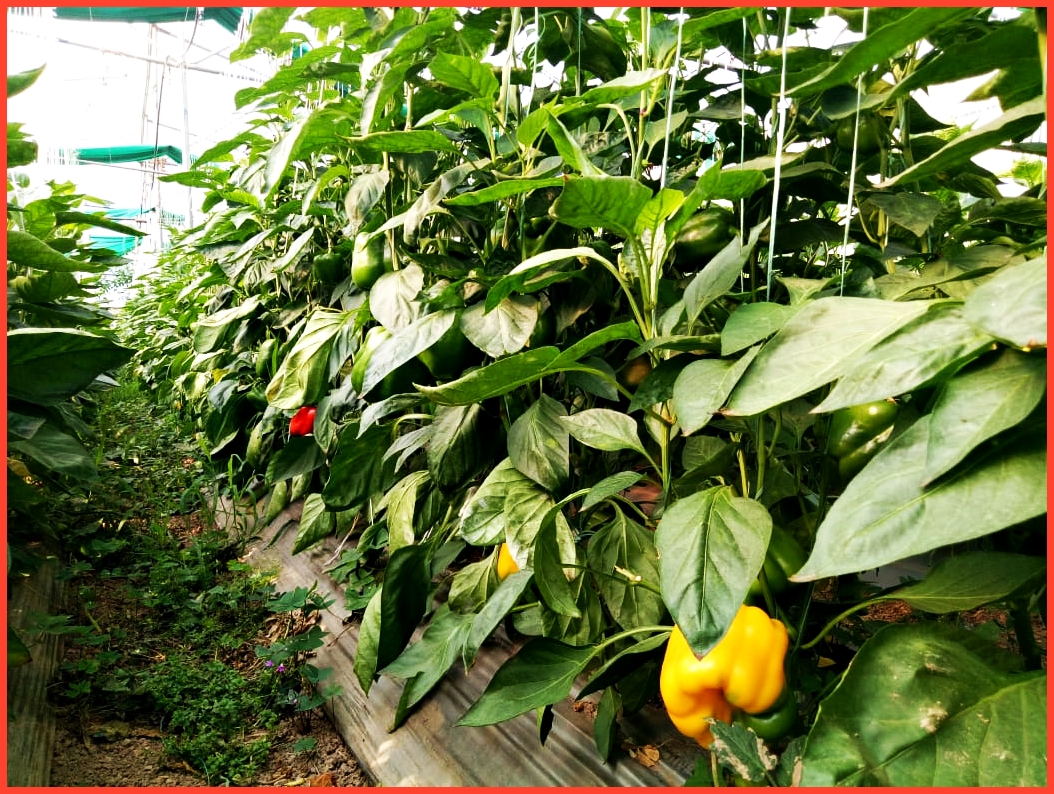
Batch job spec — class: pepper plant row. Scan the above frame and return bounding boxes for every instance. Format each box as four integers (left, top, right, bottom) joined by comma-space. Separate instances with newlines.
118, 7, 1046, 785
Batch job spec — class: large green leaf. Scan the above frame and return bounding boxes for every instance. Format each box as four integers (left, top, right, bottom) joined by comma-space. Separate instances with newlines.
8, 422, 96, 481
586, 512, 665, 631
508, 394, 568, 492
922, 349, 1046, 485
792, 416, 1047, 582
458, 458, 531, 546
376, 471, 431, 553
884, 552, 1046, 614
578, 68, 667, 105
655, 486, 771, 655
360, 311, 456, 397
8, 65, 45, 98
267, 309, 354, 409
426, 402, 491, 493
533, 506, 581, 618
800, 623, 1046, 786
672, 348, 759, 436
720, 302, 801, 356
456, 638, 594, 727
6, 230, 106, 273
376, 544, 433, 675
461, 295, 537, 357
7, 328, 133, 405
265, 436, 325, 484
428, 52, 499, 99
559, 408, 648, 457
369, 263, 425, 331
292, 493, 335, 554
192, 296, 262, 353
321, 422, 396, 511
504, 477, 576, 574
382, 605, 474, 729
814, 303, 996, 413
680, 222, 766, 328
353, 590, 384, 693
550, 176, 653, 238
416, 347, 562, 405
725, 297, 929, 417
880, 97, 1046, 189
788, 7, 976, 97
962, 255, 1046, 349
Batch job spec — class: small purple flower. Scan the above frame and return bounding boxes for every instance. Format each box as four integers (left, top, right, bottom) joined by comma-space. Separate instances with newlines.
264, 660, 274, 668
277, 664, 286, 673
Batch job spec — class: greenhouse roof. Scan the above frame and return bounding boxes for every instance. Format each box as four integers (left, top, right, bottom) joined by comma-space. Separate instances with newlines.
53, 7, 243, 34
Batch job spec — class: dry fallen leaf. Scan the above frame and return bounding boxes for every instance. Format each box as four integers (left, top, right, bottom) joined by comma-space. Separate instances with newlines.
623, 741, 661, 768
310, 773, 335, 787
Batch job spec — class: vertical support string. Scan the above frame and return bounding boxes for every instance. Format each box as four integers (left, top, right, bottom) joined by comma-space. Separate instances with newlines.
658, 9, 686, 189
839, 7, 870, 295
764, 8, 793, 298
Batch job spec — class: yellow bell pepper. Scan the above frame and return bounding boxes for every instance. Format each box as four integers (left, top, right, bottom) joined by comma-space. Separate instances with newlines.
496, 543, 519, 580
660, 604, 789, 747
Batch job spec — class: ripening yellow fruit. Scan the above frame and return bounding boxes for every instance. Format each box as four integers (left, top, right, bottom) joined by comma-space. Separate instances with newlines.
496, 543, 519, 580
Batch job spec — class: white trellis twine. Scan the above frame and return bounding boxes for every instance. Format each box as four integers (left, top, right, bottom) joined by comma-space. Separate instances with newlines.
658, 8, 687, 189
764, 8, 794, 297
839, 7, 870, 295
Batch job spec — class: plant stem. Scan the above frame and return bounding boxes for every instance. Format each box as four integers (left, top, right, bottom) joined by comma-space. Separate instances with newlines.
1009, 602, 1043, 671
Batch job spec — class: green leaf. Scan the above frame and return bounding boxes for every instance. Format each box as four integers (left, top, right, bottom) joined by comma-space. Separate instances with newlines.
880, 97, 1046, 189
550, 176, 654, 238
962, 255, 1046, 348
321, 422, 397, 511
533, 506, 581, 618
192, 296, 262, 354
720, 302, 801, 356
369, 264, 424, 331
725, 297, 929, 417
292, 494, 335, 554
655, 486, 771, 655
445, 177, 564, 207
508, 394, 569, 492
343, 129, 460, 156
800, 623, 1046, 786
580, 471, 646, 511
465, 569, 534, 663
586, 512, 666, 631
5, 230, 106, 273
54, 211, 148, 237
788, 7, 975, 97
353, 590, 383, 693
458, 458, 531, 546
265, 436, 325, 484
792, 417, 1047, 582
461, 295, 537, 357
504, 477, 576, 573
8, 422, 96, 481
681, 222, 766, 328
8, 65, 45, 98
923, 349, 1046, 484
485, 248, 593, 313
545, 115, 605, 177
417, 347, 562, 405
456, 638, 594, 727
267, 309, 353, 409
886, 552, 1046, 614
382, 606, 474, 728
814, 303, 996, 413
376, 544, 432, 674
559, 409, 647, 457
672, 347, 759, 436
230, 6, 298, 61
710, 721, 778, 784
344, 170, 390, 235
428, 52, 499, 99
551, 321, 642, 368
6, 328, 133, 406
593, 688, 620, 762
376, 471, 431, 553
576, 631, 670, 700
426, 403, 491, 493
864, 193, 945, 237
579, 68, 667, 104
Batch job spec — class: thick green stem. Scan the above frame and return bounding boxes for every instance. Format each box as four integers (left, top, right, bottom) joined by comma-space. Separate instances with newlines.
1010, 602, 1043, 671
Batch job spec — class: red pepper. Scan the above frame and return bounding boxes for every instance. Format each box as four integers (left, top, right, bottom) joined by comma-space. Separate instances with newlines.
289, 405, 316, 437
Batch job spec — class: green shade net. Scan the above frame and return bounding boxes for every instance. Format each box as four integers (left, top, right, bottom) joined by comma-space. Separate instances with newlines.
71, 145, 184, 165
53, 7, 243, 34
88, 208, 186, 255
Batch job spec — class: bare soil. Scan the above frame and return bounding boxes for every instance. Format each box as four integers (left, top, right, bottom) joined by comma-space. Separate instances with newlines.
50, 707, 369, 787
